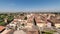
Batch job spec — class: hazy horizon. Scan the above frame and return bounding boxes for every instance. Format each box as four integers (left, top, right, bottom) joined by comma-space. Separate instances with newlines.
0, 0, 60, 12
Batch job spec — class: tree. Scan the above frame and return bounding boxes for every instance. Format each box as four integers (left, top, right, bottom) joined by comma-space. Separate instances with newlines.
24, 17, 27, 20
0, 21, 6, 26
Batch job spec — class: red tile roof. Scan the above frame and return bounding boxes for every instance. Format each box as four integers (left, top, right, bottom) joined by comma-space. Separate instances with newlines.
0, 26, 5, 32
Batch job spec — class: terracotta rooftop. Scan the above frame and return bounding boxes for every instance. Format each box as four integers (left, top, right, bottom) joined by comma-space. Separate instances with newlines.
0, 26, 5, 32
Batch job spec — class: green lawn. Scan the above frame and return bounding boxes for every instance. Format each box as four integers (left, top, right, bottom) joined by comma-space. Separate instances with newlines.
42, 30, 56, 34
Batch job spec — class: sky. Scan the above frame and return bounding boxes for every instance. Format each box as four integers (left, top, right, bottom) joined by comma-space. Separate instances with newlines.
0, 0, 60, 12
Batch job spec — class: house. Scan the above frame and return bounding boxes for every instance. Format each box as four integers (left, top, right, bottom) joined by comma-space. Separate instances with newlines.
13, 30, 26, 34
54, 19, 60, 28
0, 26, 5, 33
27, 28, 39, 34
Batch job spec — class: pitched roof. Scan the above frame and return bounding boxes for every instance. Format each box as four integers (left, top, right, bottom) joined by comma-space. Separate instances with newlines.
0, 26, 5, 32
